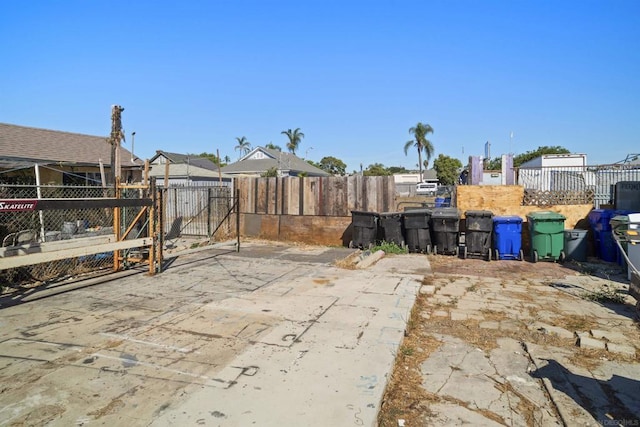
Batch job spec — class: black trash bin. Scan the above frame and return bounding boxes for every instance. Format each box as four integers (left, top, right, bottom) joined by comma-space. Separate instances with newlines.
403, 208, 432, 253
431, 207, 460, 255
463, 210, 494, 260
350, 210, 378, 249
378, 212, 404, 247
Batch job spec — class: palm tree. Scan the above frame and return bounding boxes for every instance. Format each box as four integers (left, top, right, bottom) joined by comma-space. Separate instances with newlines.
234, 136, 251, 160
265, 142, 282, 151
404, 122, 434, 182
281, 128, 305, 155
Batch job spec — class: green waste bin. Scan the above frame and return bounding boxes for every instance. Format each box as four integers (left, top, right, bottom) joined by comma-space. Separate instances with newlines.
526, 211, 566, 263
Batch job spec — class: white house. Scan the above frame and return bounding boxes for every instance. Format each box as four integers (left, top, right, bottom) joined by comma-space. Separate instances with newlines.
519, 153, 587, 168
518, 153, 595, 191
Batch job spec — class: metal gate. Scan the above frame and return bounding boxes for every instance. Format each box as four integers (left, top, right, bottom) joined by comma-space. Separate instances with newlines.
163, 185, 235, 239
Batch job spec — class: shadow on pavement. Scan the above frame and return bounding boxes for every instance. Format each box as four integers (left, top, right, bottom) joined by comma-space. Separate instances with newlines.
530, 358, 640, 425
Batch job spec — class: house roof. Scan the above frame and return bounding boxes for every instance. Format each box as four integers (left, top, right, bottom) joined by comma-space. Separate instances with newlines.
148, 163, 232, 180
221, 147, 330, 176
150, 150, 219, 171
422, 169, 438, 180
0, 122, 141, 168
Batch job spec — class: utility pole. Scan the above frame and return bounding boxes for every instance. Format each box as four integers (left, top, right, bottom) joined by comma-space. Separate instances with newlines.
109, 105, 125, 185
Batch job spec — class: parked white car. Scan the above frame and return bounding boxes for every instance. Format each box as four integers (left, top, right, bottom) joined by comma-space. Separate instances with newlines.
416, 182, 438, 196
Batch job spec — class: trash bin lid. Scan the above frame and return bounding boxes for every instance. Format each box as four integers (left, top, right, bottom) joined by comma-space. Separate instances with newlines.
378, 211, 403, 218
493, 215, 523, 224
403, 208, 432, 216
465, 210, 493, 217
432, 207, 460, 219
351, 210, 379, 216
526, 211, 566, 221
564, 228, 588, 236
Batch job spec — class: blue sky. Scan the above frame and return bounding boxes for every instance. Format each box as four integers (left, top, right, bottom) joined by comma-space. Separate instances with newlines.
1, 0, 639, 172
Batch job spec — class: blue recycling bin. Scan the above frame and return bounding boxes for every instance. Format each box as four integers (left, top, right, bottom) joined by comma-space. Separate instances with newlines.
434, 197, 451, 207
492, 216, 524, 260
588, 209, 616, 262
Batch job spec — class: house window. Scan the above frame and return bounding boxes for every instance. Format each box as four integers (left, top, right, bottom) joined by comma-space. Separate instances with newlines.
63, 172, 102, 186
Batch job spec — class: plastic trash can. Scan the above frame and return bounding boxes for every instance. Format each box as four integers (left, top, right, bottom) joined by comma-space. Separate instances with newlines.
526, 211, 566, 262
563, 229, 588, 262
434, 197, 451, 208
350, 210, 378, 249
492, 216, 524, 261
378, 212, 404, 247
626, 213, 640, 280
610, 210, 636, 266
431, 208, 460, 255
463, 210, 493, 260
588, 209, 617, 262
611, 214, 630, 269
403, 208, 432, 253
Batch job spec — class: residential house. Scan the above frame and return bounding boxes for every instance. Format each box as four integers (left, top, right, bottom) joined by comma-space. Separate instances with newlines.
0, 122, 142, 185
517, 153, 593, 192
394, 169, 439, 196
220, 147, 330, 177
148, 150, 232, 187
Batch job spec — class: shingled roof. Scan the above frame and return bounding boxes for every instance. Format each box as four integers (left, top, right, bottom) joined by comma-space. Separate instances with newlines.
0, 123, 141, 167
221, 147, 329, 176
149, 150, 218, 171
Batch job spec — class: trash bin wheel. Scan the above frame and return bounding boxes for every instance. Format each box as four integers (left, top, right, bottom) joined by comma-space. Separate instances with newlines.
559, 250, 566, 264
495, 249, 500, 261
532, 250, 539, 263
486, 250, 491, 262
518, 249, 524, 261
426, 244, 431, 255
455, 246, 459, 257
433, 245, 438, 255
462, 246, 467, 259
348, 240, 354, 249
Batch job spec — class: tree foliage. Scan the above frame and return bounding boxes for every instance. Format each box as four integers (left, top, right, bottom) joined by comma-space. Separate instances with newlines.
404, 122, 434, 182
281, 128, 305, 155
486, 145, 571, 169
234, 136, 251, 159
318, 156, 347, 176
387, 166, 409, 174
363, 163, 392, 176
433, 154, 462, 185
196, 152, 220, 165
261, 167, 278, 177
265, 142, 282, 151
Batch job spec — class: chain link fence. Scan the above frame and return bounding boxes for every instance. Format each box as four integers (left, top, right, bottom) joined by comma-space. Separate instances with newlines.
0, 185, 124, 292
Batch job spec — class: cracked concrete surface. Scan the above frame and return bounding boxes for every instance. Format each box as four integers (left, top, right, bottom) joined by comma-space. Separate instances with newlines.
0, 242, 424, 426
413, 270, 640, 426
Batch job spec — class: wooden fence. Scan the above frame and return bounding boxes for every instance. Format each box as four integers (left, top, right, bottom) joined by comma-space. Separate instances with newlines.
236, 175, 396, 216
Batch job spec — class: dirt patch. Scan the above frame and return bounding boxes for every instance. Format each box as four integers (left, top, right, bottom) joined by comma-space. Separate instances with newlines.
428, 254, 576, 280
378, 256, 640, 426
